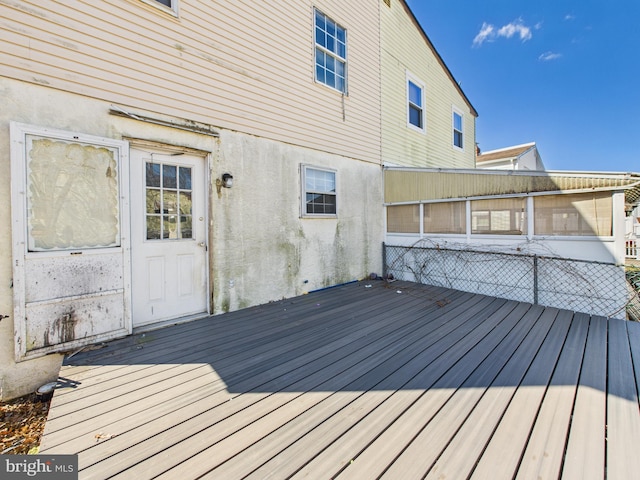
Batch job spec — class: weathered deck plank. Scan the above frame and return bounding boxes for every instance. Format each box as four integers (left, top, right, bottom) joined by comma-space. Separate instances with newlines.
514, 312, 589, 479
561, 315, 607, 480
38, 280, 639, 480
411, 309, 568, 480
606, 319, 640, 479
104, 295, 499, 479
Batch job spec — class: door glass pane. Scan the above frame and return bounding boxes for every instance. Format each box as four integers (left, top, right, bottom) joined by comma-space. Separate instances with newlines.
164, 191, 178, 215
179, 192, 192, 214
145, 161, 194, 241
163, 164, 177, 188
146, 163, 161, 187
179, 216, 192, 239
179, 167, 192, 189
26, 137, 120, 251
146, 189, 161, 214
147, 216, 161, 240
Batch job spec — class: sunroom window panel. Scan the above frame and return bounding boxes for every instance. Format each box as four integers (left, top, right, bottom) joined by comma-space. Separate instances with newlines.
534, 192, 612, 236
471, 198, 527, 235
424, 202, 466, 234
387, 205, 420, 233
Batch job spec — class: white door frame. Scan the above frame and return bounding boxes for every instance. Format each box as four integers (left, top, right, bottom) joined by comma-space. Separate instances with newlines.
128, 141, 211, 329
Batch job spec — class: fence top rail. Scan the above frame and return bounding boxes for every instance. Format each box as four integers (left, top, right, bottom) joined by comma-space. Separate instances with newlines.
383, 242, 619, 267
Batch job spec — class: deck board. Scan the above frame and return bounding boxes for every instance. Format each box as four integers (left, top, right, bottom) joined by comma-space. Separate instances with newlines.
606, 319, 640, 479
39, 280, 640, 479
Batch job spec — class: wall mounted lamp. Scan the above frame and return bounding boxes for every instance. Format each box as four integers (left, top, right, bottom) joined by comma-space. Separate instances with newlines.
216, 173, 233, 197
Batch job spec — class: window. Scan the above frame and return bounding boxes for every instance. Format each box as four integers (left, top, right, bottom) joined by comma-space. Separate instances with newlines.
387, 205, 420, 233
143, 0, 179, 15
471, 198, 527, 235
314, 9, 347, 93
302, 166, 337, 216
407, 74, 425, 132
534, 192, 612, 236
424, 202, 466, 234
145, 162, 193, 240
453, 109, 464, 149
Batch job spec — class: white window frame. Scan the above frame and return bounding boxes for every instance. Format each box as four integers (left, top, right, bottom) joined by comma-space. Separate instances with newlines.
301, 165, 337, 218
141, 0, 179, 16
406, 72, 426, 133
452, 107, 464, 151
314, 9, 348, 94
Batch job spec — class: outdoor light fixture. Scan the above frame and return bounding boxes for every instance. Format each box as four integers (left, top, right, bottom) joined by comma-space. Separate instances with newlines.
216, 173, 233, 197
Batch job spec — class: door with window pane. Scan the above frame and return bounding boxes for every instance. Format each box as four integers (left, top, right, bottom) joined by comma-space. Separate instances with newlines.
130, 149, 208, 327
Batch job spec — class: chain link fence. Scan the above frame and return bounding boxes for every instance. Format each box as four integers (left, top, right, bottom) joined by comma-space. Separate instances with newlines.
383, 243, 632, 320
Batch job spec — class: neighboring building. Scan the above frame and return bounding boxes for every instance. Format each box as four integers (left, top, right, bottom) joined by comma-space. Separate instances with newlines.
0, 1, 476, 399
476, 142, 545, 171
380, 0, 477, 168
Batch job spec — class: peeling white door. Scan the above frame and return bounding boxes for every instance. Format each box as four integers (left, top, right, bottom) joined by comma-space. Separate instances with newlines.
10, 123, 132, 360
130, 148, 208, 328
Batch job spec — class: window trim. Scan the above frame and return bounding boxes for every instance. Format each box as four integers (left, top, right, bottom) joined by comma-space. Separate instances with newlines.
301, 165, 338, 218
406, 72, 426, 133
314, 8, 348, 94
452, 107, 464, 151
141, 0, 179, 16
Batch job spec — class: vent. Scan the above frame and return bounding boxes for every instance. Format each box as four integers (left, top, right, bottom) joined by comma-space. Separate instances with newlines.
383, 0, 391, 7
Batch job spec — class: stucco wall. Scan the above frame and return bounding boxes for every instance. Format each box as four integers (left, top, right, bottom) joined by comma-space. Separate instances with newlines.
0, 78, 383, 399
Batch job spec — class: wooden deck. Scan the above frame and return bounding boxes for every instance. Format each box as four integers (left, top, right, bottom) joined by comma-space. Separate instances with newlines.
40, 281, 640, 479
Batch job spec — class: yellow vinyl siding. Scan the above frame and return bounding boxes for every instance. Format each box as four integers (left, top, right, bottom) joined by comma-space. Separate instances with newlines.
0, 0, 381, 164
380, 1, 475, 168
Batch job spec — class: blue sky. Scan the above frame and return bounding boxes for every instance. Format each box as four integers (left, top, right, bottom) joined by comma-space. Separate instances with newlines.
406, 0, 640, 172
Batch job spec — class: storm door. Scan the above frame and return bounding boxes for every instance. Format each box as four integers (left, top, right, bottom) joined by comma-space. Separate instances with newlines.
130, 148, 208, 328
10, 123, 132, 360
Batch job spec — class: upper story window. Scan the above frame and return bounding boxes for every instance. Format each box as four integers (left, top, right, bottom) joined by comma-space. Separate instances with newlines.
143, 0, 179, 15
407, 73, 425, 132
314, 9, 347, 93
302, 165, 337, 216
453, 109, 464, 149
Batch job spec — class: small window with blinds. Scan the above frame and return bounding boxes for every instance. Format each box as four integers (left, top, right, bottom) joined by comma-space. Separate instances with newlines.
534, 192, 612, 236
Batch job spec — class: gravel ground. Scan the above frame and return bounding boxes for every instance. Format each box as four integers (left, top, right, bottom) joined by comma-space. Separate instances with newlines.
1, 393, 51, 455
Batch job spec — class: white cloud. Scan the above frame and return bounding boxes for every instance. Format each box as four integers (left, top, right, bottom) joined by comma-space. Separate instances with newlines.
539, 51, 562, 61
498, 20, 533, 41
565, 14, 576, 21
473, 18, 534, 47
472, 22, 495, 47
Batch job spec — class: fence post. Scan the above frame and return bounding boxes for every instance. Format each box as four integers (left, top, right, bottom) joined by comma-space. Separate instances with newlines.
533, 254, 538, 305
382, 242, 387, 279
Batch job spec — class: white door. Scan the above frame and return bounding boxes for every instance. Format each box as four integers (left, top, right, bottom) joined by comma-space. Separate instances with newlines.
130, 148, 209, 328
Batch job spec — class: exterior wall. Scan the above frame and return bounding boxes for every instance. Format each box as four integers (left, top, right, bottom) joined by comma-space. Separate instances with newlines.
0, 0, 381, 165
380, 1, 476, 168
0, 78, 383, 399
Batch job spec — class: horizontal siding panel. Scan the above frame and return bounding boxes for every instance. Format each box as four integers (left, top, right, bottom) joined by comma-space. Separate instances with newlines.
1, 0, 381, 163
381, 1, 475, 169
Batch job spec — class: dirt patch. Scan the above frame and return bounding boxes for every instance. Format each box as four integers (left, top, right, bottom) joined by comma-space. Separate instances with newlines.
1, 393, 51, 454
